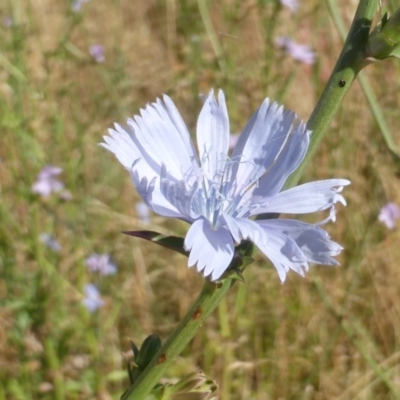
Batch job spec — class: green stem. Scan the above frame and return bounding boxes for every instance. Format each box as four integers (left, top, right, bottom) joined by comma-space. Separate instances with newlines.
326, 0, 400, 159
285, 0, 379, 188
121, 278, 236, 399
123, 1, 379, 398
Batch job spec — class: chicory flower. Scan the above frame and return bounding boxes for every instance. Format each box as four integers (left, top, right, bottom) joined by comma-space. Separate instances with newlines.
102, 90, 349, 282
89, 44, 105, 63
280, 0, 298, 12
85, 253, 117, 275
82, 284, 104, 312
378, 202, 400, 229
32, 166, 65, 198
275, 37, 316, 65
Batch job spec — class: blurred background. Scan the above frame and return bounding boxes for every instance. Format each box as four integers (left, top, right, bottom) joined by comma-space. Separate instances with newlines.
1, 0, 400, 399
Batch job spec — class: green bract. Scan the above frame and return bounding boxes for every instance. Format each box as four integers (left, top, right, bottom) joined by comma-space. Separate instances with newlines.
367, 8, 400, 59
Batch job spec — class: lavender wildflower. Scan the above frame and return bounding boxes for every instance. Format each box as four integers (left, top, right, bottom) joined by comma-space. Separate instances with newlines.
82, 284, 104, 312
89, 44, 105, 63
378, 202, 400, 229
72, 0, 90, 12
2, 16, 12, 28
85, 253, 117, 276
39, 233, 62, 252
275, 37, 316, 64
32, 166, 65, 198
102, 89, 349, 282
280, 0, 298, 12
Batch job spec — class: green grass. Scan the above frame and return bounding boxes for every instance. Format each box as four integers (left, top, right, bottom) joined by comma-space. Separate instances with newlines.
1, 0, 400, 399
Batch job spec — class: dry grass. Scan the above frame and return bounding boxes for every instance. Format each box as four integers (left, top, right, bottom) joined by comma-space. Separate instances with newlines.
1, 0, 400, 399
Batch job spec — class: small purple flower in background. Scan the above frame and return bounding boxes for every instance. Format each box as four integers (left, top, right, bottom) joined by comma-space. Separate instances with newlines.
275, 37, 316, 65
280, 0, 298, 12
378, 202, 400, 229
89, 44, 105, 63
39, 233, 62, 252
82, 284, 104, 312
85, 253, 117, 275
72, 0, 90, 12
136, 201, 151, 224
2, 16, 12, 28
102, 89, 350, 282
32, 166, 65, 198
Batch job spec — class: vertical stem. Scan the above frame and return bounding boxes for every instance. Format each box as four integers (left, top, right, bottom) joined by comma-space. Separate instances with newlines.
285, 0, 379, 188
121, 278, 236, 400
327, 0, 400, 158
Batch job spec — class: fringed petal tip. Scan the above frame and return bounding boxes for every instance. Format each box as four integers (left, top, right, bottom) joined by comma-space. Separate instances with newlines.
184, 219, 235, 281
275, 260, 309, 284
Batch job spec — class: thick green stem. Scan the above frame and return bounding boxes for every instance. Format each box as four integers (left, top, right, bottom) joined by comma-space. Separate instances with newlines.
285, 0, 379, 188
121, 278, 236, 399
327, 0, 400, 158
123, 1, 379, 398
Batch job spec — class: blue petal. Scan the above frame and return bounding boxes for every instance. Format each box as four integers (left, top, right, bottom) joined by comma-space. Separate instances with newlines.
130, 169, 184, 219
196, 90, 230, 184
160, 165, 198, 221
223, 214, 268, 245
252, 224, 309, 282
257, 219, 343, 265
250, 120, 309, 198
102, 125, 143, 172
230, 99, 295, 197
184, 219, 234, 280
101, 96, 202, 219
250, 179, 351, 216
129, 97, 200, 182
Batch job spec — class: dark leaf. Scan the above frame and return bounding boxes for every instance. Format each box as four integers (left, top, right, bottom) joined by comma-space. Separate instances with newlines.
123, 230, 188, 256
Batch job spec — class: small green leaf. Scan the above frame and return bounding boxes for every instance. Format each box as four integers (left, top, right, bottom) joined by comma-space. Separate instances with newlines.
131, 341, 139, 359
135, 335, 162, 371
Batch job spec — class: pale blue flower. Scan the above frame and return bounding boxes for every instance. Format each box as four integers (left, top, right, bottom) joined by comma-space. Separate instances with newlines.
39, 233, 62, 252
102, 90, 349, 282
276, 37, 316, 65
72, 0, 90, 12
82, 284, 104, 312
2, 16, 12, 28
378, 202, 400, 229
32, 166, 65, 198
280, 0, 298, 12
89, 44, 105, 63
85, 253, 117, 275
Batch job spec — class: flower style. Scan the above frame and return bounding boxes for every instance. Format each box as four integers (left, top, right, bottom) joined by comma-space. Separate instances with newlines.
85, 253, 117, 275
101, 90, 349, 282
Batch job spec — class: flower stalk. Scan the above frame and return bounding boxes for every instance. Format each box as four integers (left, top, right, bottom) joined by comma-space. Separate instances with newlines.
285, 0, 379, 189
120, 1, 379, 398
120, 278, 236, 400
